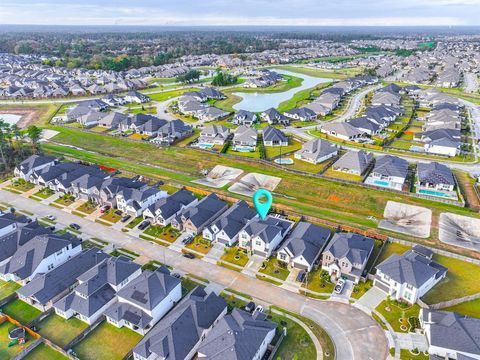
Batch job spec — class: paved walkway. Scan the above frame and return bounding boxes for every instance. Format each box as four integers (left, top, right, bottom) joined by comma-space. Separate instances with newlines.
354, 286, 387, 313
0, 189, 388, 360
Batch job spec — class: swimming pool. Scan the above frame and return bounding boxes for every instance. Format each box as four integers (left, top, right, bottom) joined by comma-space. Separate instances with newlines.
373, 180, 390, 187
418, 189, 455, 198
274, 158, 294, 165
197, 143, 214, 149
234, 146, 255, 152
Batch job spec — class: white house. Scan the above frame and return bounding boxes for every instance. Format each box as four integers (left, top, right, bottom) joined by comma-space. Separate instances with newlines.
116, 187, 167, 217
14, 155, 56, 181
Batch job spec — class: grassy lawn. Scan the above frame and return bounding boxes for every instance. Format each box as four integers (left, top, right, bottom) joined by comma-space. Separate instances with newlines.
72, 321, 142, 360
220, 247, 249, 268
374, 242, 410, 266
273, 65, 348, 79
2, 299, 41, 324
226, 146, 261, 159
81, 239, 104, 249
0, 280, 21, 300
24, 343, 68, 360
304, 269, 335, 294
110, 249, 136, 260
54, 194, 76, 207
323, 167, 363, 182
422, 254, 480, 304
264, 140, 303, 159
390, 140, 414, 150
287, 156, 330, 174
443, 298, 480, 318
126, 216, 143, 229
76, 201, 97, 214
400, 349, 429, 360
38, 314, 88, 348
375, 299, 421, 333
99, 209, 122, 223
147, 87, 199, 102
351, 280, 373, 300
0, 321, 33, 359
220, 292, 249, 312
7, 179, 34, 192
32, 187, 55, 199
185, 235, 212, 254
259, 258, 290, 281
181, 278, 203, 296
144, 224, 180, 242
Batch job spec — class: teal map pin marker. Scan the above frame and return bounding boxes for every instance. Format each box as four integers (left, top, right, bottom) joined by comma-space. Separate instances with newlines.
253, 189, 272, 220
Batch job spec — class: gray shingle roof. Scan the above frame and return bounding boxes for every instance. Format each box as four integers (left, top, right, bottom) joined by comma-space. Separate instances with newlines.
206, 200, 257, 239
417, 162, 455, 186
324, 232, 374, 266
372, 155, 409, 178
263, 126, 288, 143
333, 150, 373, 174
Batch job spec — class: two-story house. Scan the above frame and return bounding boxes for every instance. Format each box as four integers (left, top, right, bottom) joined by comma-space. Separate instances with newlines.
143, 189, 198, 226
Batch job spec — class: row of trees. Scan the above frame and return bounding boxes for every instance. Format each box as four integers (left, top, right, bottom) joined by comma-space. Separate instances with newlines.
211, 70, 238, 86
0, 121, 42, 174
176, 69, 202, 84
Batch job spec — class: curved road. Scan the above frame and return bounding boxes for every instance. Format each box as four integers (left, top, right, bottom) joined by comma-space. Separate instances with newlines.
0, 189, 389, 360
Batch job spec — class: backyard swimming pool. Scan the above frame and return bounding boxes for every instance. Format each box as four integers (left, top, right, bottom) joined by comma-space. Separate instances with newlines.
196, 143, 214, 149
274, 158, 294, 164
373, 180, 390, 187
418, 188, 455, 198
234, 146, 255, 152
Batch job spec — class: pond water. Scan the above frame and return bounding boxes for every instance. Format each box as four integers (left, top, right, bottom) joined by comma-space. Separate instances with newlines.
232, 69, 331, 112
0, 114, 22, 126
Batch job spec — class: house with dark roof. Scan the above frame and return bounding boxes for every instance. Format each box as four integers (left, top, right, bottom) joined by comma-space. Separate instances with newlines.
321, 232, 375, 283
294, 139, 338, 164
14, 155, 57, 181
132, 287, 227, 360
151, 120, 193, 145
172, 193, 228, 235
143, 189, 198, 226
347, 117, 381, 136
200, 87, 226, 100
420, 309, 480, 359
364, 155, 409, 191
17, 248, 109, 311
232, 126, 258, 151
105, 267, 182, 335
277, 222, 331, 271
54, 256, 142, 325
0, 232, 82, 285
232, 110, 257, 127
374, 247, 447, 304
263, 126, 288, 147
417, 162, 456, 197
284, 107, 316, 121
197, 308, 277, 360
116, 186, 167, 217
203, 200, 258, 246
332, 150, 374, 176
0, 212, 31, 239
261, 108, 289, 125
238, 216, 294, 257
198, 124, 230, 146
125, 90, 151, 104
321, 122, 365, 141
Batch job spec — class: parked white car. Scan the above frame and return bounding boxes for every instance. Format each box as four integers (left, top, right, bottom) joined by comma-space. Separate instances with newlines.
334, 279, 346, 294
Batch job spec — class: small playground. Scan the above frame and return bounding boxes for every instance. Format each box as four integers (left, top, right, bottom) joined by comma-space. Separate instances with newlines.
0, 317, 33, 358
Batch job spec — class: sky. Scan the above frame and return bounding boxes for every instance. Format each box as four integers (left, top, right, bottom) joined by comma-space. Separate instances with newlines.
1, 0, 480, 26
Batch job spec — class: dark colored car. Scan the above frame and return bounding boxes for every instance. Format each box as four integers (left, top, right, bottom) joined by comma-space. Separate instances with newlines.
69, 223, 81, 230
182, 252, 195, 259
138, 220, 150, 231
49, 226, 56, 231
114, 210, 122, 216
182, 235, 194, 244
120, 214, 132, 223
296, 270, 306, 283
244, 301, 256, 313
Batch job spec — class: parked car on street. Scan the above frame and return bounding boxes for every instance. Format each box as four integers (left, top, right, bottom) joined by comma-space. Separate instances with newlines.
100, 205, 110, 214
46, 215, 56, 221
334, 278, 346, 294
182, 252, 195, 259
69, 223, 81, 230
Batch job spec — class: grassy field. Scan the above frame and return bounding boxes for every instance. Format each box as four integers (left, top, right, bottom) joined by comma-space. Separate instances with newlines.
38, 314, 89, 348
0, 103, 59, 127
2, 299, 41, 324
41, 126, 480, 252
0, 280, 21, 300
323, 167, 363, 182
277, 81, 332, 113
273, 65, 350, 79
264, 140, 303, 159
147, 87, 199, 102
23, 343, 68, 360
72, 321, 142, 360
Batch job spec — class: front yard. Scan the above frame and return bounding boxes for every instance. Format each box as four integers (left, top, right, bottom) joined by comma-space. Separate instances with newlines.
258, 258, 290, 281
72, 321, 142, 360
6, 179, 34, 193
144, 224, 180, 242
126, 216, 143, 229
303, 269, 335, 294
0, 280, 21, 301
54, 194, 76, 207
220, 247, 249, 268
38, 314, 88, 348
185, 235, 212, 255
351, 280, 373, 300
23, 342, 68, 360
99, 208, 122, 223
375, 299, 421, 333
76, 201, 97, 214
31, 187, 55, 199
2, 299, 41, 324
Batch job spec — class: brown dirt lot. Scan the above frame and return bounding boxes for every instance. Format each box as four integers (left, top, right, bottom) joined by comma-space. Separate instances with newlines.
0, 104, 59, 128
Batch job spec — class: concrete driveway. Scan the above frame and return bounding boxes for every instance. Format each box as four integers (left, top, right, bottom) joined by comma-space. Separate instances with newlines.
0, 189, 389, 360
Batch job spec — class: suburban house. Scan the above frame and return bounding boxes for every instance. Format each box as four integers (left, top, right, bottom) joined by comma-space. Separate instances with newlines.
105, 267, 182, 335
197, 107, 231, 122
14, 155, 57, 180
143, 189, 198, 226
284, 107, 316, 121
132, 287, 227, 360
294, 139, 338, 164
203, 200, 258, 246
347, 117, 382, 136
364, 155, 409, 191
172, 193, 228, 234
425, 137, 461, 157
321, 232, 375, 283
420, 309, 480, 359
0, 233, 82, 285
198, 124, 230, 146
54, 256, 142, 325
150, 119, 193, 145
232, 126, 258, 151
116, 186, 167, 217
200, 87, 226, 100
277, 222, 331, 271
232, 110, 257, 127
17, 248, 109, 311
125, 90, 151, 103
261, 108, 290, 125
238, 216, 294, 257
321, 122, 365, 141
197, 308, 277, 360
263, 126, 289, 147
374, 246, 448, 304
416, 162, 456, 197
331, 150, 374, 176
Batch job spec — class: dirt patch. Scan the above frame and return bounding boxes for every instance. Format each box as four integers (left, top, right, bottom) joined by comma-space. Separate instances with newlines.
0, 105, 55, 128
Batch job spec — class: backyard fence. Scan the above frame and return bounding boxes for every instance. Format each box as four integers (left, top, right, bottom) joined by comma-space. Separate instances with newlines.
11, 338, 43, 360
64, 315, 105, 352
